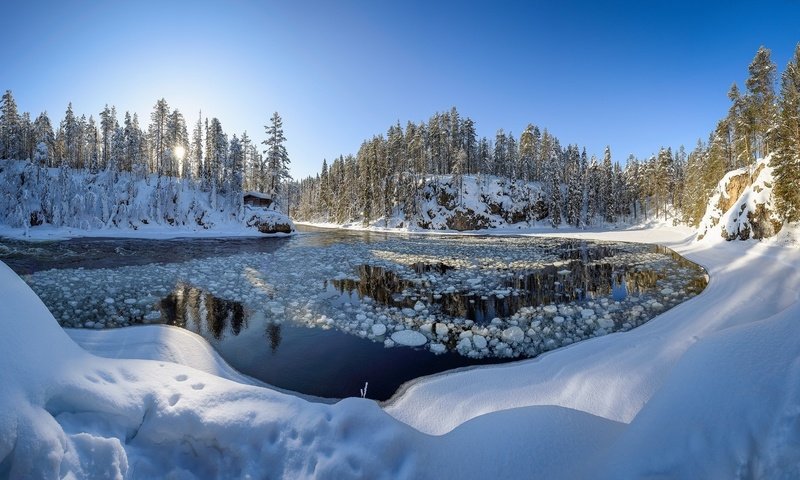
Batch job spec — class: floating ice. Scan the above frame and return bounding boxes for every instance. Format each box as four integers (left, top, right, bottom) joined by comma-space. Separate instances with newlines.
391, 330, 428, 347
371, 323, 387, 336
502, 326, 524, 344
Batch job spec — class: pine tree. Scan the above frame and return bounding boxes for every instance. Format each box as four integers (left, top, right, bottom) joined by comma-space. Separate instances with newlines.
773, 43, 800, 222
192, 112, 204, 185
518, 124, 535, 182
149, 98, 170, 176
33, 112, 55, 167
61, 103, 80, 167
745, 46, 778, 160
99, 105, 116, 170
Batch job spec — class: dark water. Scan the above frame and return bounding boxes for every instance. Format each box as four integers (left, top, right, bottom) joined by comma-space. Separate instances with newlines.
161, 282, 507, 400
0, 226, 706, 401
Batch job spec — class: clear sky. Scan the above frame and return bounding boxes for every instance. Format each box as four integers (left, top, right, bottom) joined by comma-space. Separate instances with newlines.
2, 0, 799, 178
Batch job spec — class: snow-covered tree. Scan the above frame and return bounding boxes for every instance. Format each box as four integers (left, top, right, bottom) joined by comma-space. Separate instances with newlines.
263, 112, 290, 199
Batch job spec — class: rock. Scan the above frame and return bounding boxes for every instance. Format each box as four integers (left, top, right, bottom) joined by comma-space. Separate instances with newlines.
502, 326, 525, 343
391, 330, 428, 347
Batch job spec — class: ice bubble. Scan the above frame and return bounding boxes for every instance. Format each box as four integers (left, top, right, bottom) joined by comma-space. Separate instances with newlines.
457, 337, 473, 351
543, 305, 558, 315
391, 330, 428, 347
502, 326, 525, 343
472, 335, 488, 349
434, 323, 449, 336
371, 323, 387, 336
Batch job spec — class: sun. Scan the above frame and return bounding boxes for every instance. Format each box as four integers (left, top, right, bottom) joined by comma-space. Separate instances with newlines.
174, 145, 186, 161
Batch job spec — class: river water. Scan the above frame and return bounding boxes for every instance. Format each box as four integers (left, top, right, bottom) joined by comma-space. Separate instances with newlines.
0, 226, 707, 400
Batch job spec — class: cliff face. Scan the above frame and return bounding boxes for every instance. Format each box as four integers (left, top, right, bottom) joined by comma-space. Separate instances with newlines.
697, 156, 783, 241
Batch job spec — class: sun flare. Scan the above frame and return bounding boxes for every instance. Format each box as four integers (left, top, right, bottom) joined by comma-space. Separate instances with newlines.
174, 145, 186, 160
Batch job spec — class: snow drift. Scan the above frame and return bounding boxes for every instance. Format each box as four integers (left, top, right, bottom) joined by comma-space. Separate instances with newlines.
3, 225, 800, 478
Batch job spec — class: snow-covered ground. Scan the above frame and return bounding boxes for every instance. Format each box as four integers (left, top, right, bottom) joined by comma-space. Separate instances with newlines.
2, 224, 800, 478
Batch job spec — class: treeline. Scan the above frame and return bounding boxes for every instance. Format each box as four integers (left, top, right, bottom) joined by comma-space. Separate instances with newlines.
293, 107, 685, 227
294, 43, 800, 230
0, 93, 291, 207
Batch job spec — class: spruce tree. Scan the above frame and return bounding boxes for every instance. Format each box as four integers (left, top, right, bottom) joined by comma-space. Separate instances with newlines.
0, 90, 20, 159
263, 112, 290, 198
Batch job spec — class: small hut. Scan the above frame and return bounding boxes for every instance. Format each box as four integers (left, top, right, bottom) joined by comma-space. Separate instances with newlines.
243, 191, 273, 208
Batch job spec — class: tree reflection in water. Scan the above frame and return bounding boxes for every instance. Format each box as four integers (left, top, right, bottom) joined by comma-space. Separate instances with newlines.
160, 283, 247, 340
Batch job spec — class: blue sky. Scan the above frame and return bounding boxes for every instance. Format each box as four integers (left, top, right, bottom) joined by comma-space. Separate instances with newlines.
2, 0, 799, 178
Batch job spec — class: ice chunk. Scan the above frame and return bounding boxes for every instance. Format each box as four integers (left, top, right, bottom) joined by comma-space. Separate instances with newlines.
472, 334, 488, 349
414, 300, 426, 312
580, 308, 595, 318
402, 308, 417, 317
429, 343, 446, 354
553, 316, 565, 324
391, 330, 428, 347
543, 305, 558, 315
371, 323, 387, 336
434, 323, 449, 336
502, 326, 524, 343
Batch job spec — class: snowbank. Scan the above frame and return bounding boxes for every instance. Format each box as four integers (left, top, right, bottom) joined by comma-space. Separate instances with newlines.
2, 223, 800, 478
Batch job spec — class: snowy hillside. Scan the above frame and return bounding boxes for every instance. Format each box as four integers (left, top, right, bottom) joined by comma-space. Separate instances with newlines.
697, 156, 782, 241
0, 161, 294, 238
2, 226, 800, 478
324, 174, 646, 232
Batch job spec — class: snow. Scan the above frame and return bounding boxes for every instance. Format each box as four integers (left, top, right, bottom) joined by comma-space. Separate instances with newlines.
2, 222, 800, 477
0, 161, 294, 241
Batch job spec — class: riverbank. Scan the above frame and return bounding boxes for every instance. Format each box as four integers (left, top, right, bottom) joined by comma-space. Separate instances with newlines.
1, 225, 799, 478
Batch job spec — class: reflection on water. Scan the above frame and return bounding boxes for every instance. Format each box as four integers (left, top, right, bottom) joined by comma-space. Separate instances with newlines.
161, 283, 247, 340
331, 255, 665, 323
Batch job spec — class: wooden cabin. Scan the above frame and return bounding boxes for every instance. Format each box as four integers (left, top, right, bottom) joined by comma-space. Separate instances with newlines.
243, 191, 273, 208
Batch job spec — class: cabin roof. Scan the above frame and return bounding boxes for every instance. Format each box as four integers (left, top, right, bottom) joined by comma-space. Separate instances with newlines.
243, 191, 272, 200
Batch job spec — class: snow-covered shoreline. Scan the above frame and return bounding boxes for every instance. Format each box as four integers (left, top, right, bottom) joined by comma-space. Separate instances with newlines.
2, 225, 799, 478
0, 223, 294, 242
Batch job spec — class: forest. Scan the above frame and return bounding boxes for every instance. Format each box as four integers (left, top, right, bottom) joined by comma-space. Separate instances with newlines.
292, 44, 800, 233
0, 95, 291, 230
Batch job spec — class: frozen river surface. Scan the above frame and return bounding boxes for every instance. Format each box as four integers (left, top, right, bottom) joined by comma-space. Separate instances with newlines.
0, 226, 706, 400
